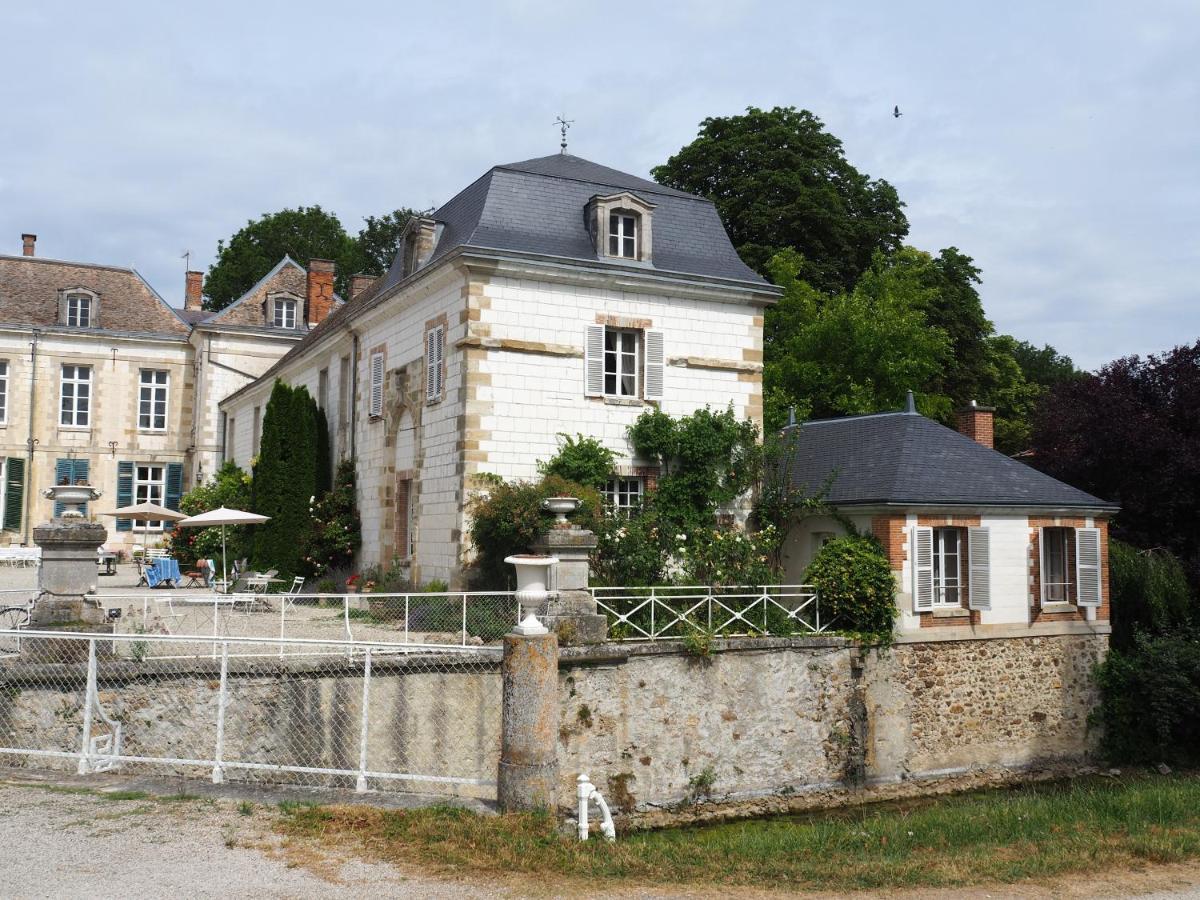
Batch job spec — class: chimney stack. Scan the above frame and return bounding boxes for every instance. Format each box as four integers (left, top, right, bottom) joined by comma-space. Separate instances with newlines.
306, 259, 336, 327
349, 273, 378, 301
184, 271, 204, 311
956, 400, 996, 450
21, 234, 36, 257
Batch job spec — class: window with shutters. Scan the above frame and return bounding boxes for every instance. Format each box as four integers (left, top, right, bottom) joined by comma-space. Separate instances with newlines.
60, 364, 92, 427
603, 477, 643, 517
368, 351, 385, 418
932, 527, 962, 606
133, 464, 166, 530
0, 360, 8, 425
585, 324, 665, 401
2, 457, 24, 532
425, 324, 445, 404
138, 369, 168, 431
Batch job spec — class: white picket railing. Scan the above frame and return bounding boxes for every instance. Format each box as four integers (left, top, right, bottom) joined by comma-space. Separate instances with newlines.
590, 584, 828, 641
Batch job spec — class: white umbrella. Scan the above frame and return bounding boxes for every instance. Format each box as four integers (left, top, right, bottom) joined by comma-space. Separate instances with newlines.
176, 507, 270, 590
101, 501, 188, 568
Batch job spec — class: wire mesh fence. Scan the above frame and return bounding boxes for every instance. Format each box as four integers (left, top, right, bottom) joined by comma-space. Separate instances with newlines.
95, 591, 520, 659
591, 584, 829, 640
0, 630, 502, 798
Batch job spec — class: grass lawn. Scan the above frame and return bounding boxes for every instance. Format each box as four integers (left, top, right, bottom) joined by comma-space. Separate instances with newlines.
277, 772, 1200, 892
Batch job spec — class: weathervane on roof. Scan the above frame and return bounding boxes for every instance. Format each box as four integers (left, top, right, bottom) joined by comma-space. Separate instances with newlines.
554, 115, 574, 154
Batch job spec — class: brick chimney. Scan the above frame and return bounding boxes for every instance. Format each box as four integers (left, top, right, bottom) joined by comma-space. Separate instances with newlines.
956, 400, 996, 449
349, 273, 377, 301
306, 259, 336, 327
184, 271, 204, 311
21, 234, 36, 257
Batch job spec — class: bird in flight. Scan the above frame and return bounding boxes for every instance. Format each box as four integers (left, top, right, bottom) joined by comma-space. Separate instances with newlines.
894, 105, 902, 118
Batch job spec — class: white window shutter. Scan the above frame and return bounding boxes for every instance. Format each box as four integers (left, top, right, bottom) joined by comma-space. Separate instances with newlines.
369, 352, 384, 418
434, 325, 445, 399
425, 329, 437, 403
584, 324, 604, 397
912, 526, 934, 612
967, 527, 991, 611
1037, 526, 1048, 604
644, 329, 665, 401
1076, 527, 1102, 607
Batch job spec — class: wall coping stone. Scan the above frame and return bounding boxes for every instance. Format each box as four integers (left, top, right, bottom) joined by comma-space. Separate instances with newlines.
894, 620, 1111, 644
558, 634, 852, 668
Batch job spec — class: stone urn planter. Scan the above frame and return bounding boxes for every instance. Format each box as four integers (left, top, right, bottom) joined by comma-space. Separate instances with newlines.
504, 554, 558, 635
541, 496, 579, 527
42, 483, 102, 519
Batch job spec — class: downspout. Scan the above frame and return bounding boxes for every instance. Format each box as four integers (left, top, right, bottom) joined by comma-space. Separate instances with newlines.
22, 330, 38, 545
350, 332, 359, 460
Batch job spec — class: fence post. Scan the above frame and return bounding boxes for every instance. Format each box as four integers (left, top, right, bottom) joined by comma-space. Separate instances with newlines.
77, 638, 97, 775
212, 641, 229, 784
498, 630, 559, 812
356, 647, 373, 792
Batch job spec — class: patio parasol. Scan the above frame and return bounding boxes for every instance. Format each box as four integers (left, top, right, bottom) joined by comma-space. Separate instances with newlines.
101, 501, 188, 565
175, 507, 270, 590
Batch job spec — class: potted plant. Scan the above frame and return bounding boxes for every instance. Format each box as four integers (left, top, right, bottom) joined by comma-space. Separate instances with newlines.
346, 574, 362, 593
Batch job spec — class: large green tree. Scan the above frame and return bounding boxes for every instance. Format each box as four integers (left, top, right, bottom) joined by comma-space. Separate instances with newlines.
251, 380, 318, 578
204, 206, 359, 311
353, 209, 420, 276
652, 106, 909, 292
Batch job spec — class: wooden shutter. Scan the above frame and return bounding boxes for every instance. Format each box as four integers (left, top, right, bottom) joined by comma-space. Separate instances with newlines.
643, 329, 665, 401
584, 324, 605, 397
116, 461, 134, 531
912, 526, 934, 612
1076, 527, 1102, 607
3, 457, 23, 532
432, 324, 445, 400
425, 329, 437, 403
1037, 526, 1047, 603
164, 463, 184, 532
967, 527, 991, 611
369, 352, 384, 418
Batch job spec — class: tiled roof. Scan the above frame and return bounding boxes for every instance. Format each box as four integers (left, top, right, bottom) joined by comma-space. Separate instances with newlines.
205, 256, 308, 329
0, 255, 190, 337
783, 410, 1118, 510
376, 153, 770, 295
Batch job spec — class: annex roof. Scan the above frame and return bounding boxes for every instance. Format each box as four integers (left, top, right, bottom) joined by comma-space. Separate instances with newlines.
376, 153, 768, 294
0, 254, 190, 338
783, 409, 1118, 511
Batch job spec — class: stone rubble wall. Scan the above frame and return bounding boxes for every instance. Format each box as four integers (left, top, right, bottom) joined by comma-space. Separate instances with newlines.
558, 632, 1108, 826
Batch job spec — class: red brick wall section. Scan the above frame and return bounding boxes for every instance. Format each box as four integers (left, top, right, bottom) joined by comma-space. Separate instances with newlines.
1028, 517, 1110, 623
307, 259, 336, 326
955, 406, 995, 449
184, 271, 203, 310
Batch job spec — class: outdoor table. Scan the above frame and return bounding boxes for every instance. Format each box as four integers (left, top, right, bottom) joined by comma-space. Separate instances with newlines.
96, 551, 117, 576
147, 557, 182, 588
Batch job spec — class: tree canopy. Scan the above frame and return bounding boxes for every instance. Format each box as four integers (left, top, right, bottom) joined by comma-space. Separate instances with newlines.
1030, 341, 1200, 584
652, 106, 909, 293
203, 206, 418, 311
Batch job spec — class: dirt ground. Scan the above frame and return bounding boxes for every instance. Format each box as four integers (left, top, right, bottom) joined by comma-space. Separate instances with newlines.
3, 775, 1200, 900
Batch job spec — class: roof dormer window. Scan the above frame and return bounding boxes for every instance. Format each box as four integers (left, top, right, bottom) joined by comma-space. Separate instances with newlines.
588, 192, 656, 265
272, 297, 297, 329
609, 213, 638, 259
60, 290, 98, 328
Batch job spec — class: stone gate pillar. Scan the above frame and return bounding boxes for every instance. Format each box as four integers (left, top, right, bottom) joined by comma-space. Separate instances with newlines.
32, 484, 107, 627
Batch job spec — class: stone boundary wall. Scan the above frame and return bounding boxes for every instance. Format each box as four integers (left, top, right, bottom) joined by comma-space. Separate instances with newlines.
558, 631, 1108, 827
0, 653, 502, 801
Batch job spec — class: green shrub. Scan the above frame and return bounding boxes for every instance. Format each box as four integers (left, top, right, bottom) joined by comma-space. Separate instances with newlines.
804, 536, 897, 640
1095, 626, 1200, 764
300, 460, 361, 578
677, 524, 781, 587
591, 507, 669, 587
1109, 539, 1193, 651
252, 381, 317, 579
168, 461, 252, 567
537, 434, 617, 490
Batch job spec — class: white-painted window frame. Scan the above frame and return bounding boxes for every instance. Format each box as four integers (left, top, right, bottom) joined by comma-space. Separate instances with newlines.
66, 293, 92, 327
608, 212, 637, 258
1039, 526, 1074, 604
273, 297, 297, 329
138, 369, 169, 432
603, 477, 644, 517
133, 463, 166, 531
931, 526, 962, 607
60, 364, 92, 427
603, 327, 640, 398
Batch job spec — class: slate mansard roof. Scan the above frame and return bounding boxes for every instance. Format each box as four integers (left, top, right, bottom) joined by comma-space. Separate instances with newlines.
783, 410, 1118, 511
0, 254, 190, 338
377, 153, 770, 295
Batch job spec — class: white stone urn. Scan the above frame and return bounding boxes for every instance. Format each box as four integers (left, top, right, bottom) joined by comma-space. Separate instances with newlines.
504, 554, 559, 636
42, 484, 102, 519
541, 495, 580, 527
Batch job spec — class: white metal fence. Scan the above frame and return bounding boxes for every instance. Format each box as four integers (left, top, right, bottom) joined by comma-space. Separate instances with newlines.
0, 630, 503, 796
591, 584, 828, 640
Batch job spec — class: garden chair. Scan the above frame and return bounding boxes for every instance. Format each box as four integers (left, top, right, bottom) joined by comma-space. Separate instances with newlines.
182, 558, 209, 588
281, 576, 305, 612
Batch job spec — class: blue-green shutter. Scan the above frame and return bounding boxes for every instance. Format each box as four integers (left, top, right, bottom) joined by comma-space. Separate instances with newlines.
116, 461, 134, 531
53, 459, 72, 518
3, 458, 24, 532
164, 463, 183, 531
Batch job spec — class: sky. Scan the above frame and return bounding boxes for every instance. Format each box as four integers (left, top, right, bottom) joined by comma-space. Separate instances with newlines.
2, 1, 1197, 371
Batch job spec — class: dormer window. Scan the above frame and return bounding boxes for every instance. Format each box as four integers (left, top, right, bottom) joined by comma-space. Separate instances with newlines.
272, 297, 297, 329
588, 192, 656, 264
609, 213, 638, 259
61, 291, 97, 328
